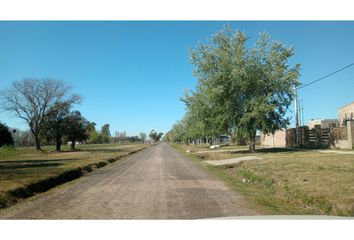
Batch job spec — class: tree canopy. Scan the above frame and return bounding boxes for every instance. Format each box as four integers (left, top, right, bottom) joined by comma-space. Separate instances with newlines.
0, 78, 80, 150
149, 130, 164, 142
40, 101, 71, 151
101, 124, 111, 144
64, 111, 90, 150
169, 26, 300, 151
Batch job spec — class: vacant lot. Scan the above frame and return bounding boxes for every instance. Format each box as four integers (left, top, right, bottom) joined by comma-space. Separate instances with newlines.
174, 144, 354, 216
0, 143, 147, 208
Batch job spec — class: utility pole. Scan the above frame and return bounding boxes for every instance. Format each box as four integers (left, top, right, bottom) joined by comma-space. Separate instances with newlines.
294, 78, 299, 147
298, 100, 302, 126
301, 99, 304, 127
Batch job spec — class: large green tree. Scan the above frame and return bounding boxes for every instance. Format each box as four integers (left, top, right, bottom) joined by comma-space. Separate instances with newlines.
64, 111, 89, 150
181, 26, 300, 151
41, 102, 71, 151
101, 124, 111, 144
237, 34, 300, 151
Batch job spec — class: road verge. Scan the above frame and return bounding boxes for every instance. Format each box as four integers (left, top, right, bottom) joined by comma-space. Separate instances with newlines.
0, 146, 147, 210
170, 143, 319, 216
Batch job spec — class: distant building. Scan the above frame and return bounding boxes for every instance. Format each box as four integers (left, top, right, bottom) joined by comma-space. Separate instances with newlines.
307, 119, 338, 129
338, 101, 354, 126
214, 135, 230, 144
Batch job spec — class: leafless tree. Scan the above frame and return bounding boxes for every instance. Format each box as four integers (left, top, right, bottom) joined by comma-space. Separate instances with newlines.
139, 132, 146, 143
10, 128, 35, 147
0, 78, 81, 150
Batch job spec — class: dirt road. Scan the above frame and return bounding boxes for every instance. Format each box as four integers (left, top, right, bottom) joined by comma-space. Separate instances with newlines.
0, 143, 257, 219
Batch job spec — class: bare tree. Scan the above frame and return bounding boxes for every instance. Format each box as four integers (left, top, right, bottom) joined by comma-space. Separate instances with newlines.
0, 78, 81, 150
139, 132, 146, 143
10, 128, 35, 147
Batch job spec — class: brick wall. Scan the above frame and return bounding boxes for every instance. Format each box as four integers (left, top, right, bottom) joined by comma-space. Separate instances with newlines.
331, 127, 348, 140
260, 130, 286, 147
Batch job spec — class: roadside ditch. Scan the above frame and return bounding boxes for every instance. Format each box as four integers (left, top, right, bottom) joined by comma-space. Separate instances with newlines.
0, 146, 147, 210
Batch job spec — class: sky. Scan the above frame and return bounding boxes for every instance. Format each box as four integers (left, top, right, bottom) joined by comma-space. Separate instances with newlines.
0, 21, 354, 136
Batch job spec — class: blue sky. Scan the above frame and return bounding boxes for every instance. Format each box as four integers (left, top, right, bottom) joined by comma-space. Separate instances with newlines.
0, 21, 354, 135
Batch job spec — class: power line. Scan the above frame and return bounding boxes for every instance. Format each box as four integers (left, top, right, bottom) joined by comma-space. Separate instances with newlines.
298, 62, 354, 90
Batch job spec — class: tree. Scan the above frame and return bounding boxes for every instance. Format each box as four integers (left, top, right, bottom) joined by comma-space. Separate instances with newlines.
41, 102, 71, 151
127, 135, 140, 143
86, 122, 97, 139
86, 123, 104, 144
169, 121, 187, 144
180, 26, 300, 151
114, 131, 127, 143
64, 111, 89, 150
89, 131, 103, 144
0, 78, 80, 150
237, 34, 300, 151
162, 131, 171, 142
101, 124, 111, 144
180, 94, 218, 145
186, 26, 248, 142
10, 128, 34, 146
139, 132, 147, 143
0, 122, 14, 147
149, 130, 164, 143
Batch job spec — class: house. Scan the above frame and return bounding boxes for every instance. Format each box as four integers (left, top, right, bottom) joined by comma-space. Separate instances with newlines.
261, 102, 354, 149
213, 135, 230, 144
338, 101, 354, 126
307, 119, 338, 129
331, 101, 354, 149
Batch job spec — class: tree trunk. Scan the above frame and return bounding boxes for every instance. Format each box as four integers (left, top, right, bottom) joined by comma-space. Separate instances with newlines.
56, 135, 62, 151
71, 139, 76, 150
34, 134, 41, 151
248, 130, 256, 152
230, 132, 236, 144
209, 137, 213, 146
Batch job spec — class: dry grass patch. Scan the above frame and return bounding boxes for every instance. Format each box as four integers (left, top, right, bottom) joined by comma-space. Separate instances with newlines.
175, 144, 354, 216
0, 143, 148, 208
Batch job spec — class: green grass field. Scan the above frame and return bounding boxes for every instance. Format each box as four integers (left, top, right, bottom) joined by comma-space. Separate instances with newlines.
173, 143, 354, 216
0, 143, 148, 208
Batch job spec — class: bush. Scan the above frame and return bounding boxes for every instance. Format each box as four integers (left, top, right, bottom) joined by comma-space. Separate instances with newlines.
0, 122, 14, 147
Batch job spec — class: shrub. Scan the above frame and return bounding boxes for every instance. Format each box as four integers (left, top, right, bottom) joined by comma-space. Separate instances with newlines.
0, 122, 14, 147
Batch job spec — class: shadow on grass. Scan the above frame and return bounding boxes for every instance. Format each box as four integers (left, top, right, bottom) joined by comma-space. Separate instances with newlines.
75, 148, 123, 153
256, 147, 310, 153
227, 147, 311, 154
0, 162, 63, 170
0, 158, 78, 164
0, 146, 148, 210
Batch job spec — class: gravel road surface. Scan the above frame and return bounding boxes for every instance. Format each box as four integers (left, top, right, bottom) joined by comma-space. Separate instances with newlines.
0, 143, 257, 219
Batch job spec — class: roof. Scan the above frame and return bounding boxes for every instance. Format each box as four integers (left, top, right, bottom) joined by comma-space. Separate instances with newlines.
308, 119, 338, 122
338, 101, 354, 110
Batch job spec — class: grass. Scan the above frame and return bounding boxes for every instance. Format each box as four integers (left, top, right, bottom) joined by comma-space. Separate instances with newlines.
172, 143, 354, 216
0, 143, 148, 208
